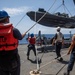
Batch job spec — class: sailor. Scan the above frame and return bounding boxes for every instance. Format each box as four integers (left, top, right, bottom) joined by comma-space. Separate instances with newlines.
0, 10, 26, 75
64, 34, 75, 75
52, 26, 64, 60
27, 33, 36, 60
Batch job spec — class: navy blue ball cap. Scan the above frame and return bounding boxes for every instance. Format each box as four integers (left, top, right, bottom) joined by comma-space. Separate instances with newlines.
31, 33, 34, 37
0, 10, 10, 18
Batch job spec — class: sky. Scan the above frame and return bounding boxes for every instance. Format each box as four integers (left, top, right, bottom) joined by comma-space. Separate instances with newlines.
0, 0, 75, 34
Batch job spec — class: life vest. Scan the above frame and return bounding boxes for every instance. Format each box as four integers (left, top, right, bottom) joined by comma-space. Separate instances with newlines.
28, 37, 36, 45
56, 32, 63, 42
0, 23, 18, 51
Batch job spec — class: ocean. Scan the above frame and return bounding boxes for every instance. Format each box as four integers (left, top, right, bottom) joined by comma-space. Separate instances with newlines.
19, 34, 72, 44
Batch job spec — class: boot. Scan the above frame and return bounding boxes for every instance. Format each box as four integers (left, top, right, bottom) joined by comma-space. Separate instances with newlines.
59, 57, 63, 61
55, 56, 59, 59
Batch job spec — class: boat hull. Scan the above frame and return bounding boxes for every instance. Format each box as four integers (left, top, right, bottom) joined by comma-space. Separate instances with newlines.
27, 11, 75, 28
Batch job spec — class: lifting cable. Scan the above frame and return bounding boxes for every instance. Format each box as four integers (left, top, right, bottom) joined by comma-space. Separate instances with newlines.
52, 3, 64, 13
63, 0, 66, 13
63, 4, 72, 16
52, 0, 72, 16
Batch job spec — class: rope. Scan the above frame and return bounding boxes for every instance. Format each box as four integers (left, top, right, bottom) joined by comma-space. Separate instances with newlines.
15, 14, 27, 27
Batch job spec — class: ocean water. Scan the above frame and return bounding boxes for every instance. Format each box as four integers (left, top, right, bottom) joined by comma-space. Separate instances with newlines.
19, 34, 72, 44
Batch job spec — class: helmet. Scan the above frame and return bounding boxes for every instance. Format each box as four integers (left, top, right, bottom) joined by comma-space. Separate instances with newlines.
0, 10, 10, 18
31, 33, 34, 37
56, 26, 61, 31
